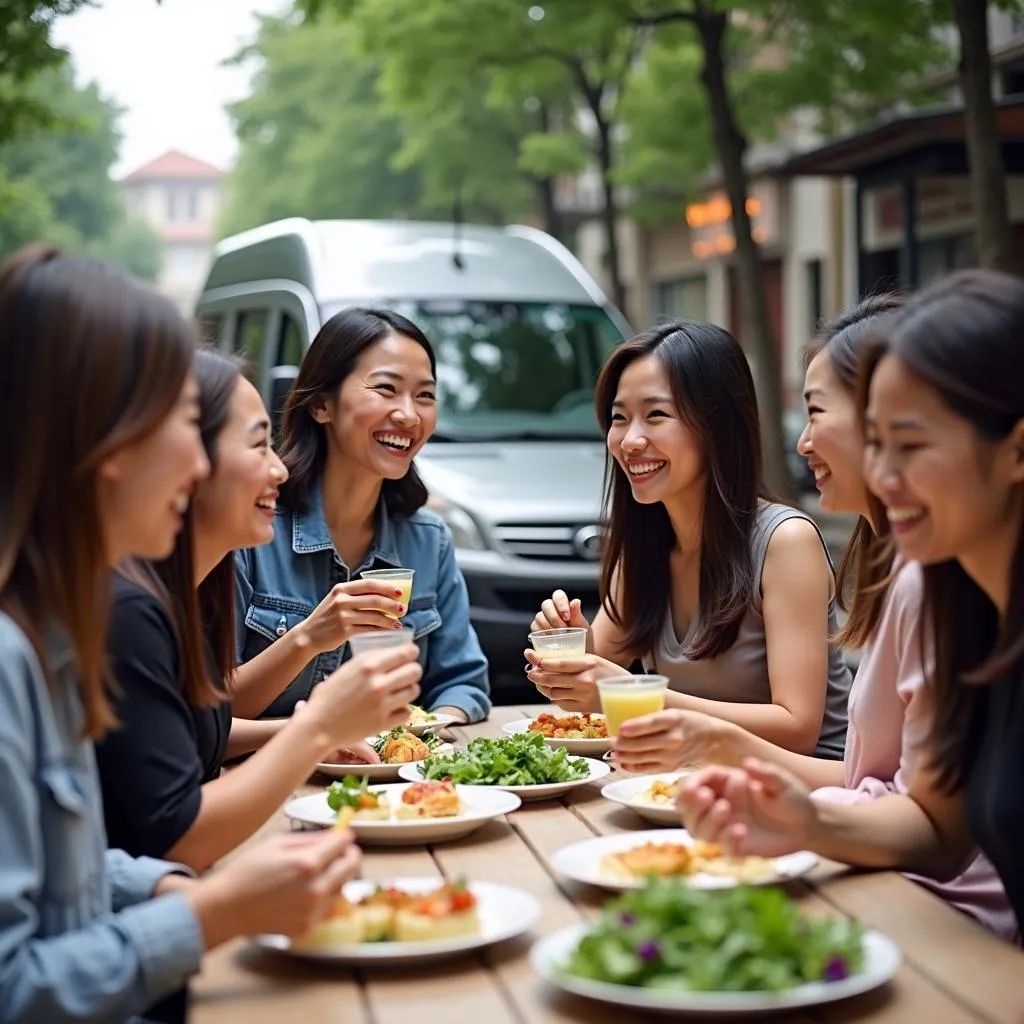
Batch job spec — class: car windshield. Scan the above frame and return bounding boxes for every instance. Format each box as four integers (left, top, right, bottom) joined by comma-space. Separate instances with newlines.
323, 300, 624, 440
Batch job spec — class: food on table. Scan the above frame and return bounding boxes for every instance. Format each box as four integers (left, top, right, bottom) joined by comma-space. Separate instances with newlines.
326, 776, 391, 821
528, 712, 608, 740
406, 704, 438, 727
292, 881, 479, 948
419, 732, 589, 786
292, 896, 363, 948
600, 839, 776, 884
372, 725, 446, 764
563, 878, 864, 992
393, 881, 479, 941
395, 779, 463, 819
325, 776, 465, 824
633, 777, 684, 807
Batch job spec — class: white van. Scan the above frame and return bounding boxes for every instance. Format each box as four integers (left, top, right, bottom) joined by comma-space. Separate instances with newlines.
195, 217, 629, 693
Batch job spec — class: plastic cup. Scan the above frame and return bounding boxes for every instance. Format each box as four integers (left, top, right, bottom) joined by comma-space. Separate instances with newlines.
528, 627, 588, 662
596, 674, 669, 736
360, 567, 415, 619
348, 628, 415, 657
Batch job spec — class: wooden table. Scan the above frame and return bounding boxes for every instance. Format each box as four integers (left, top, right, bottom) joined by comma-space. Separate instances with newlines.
192, 706, 1024, 1024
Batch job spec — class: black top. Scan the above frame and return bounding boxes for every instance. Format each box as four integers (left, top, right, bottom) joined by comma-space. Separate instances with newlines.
964, 673, 1024, 935
96, 575, 231, 860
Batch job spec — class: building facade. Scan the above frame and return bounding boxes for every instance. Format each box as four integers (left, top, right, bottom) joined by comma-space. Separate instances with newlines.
120, 149, 223, 313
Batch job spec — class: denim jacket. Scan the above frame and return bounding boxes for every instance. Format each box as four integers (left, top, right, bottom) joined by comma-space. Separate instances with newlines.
0, 612, 203, 1023
235, 487, 491, 722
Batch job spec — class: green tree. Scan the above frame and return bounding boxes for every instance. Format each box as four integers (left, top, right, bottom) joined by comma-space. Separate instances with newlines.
0, 61, 162, 281
0, 1, 91, 145
221, 11, 537, 237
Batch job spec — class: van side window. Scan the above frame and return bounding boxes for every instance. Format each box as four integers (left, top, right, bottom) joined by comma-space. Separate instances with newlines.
276, 312, 305, 368
234, 310, 270, 381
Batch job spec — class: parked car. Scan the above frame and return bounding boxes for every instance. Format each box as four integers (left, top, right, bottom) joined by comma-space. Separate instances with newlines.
195, 218, 629, 694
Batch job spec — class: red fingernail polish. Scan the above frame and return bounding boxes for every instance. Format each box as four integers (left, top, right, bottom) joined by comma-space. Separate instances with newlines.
392, 621, 402, 629
394, 588, 403, 596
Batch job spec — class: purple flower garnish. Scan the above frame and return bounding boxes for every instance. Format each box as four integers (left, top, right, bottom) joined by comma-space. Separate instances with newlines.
823, 957, 849, 983
635, 940, 661, 962
619, 912, 636, 926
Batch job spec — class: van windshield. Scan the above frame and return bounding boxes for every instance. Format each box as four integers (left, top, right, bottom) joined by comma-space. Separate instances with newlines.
323, 300, 624, 441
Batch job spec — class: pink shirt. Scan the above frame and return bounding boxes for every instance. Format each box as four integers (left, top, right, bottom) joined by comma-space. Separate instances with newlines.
814, 561, 1017, 940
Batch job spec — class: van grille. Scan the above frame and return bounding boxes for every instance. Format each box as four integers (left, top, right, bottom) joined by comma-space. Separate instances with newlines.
492, 523, 603, 562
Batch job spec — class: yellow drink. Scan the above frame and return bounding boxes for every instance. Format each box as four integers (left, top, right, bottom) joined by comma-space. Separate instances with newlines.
597, 675, 669, 736
388, 578, 413, 620
360, 568, 415, 620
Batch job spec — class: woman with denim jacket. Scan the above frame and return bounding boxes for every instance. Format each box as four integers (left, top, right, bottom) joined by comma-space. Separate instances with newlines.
0, 246, 366, 1023
235, 307, 491, 724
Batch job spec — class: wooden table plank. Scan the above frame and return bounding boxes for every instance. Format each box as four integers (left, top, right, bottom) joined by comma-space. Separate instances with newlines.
815, 871, 1023, 1023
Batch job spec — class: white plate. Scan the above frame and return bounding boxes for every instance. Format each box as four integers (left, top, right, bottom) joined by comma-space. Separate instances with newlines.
530, 923, 901, 1016
551, 829, 819, 891
397, 756, 611, 801
283, 784, 522, 844
601, 772, 694, 826
255, 877, 541, 966
315, 760, 415, 781
406, 713, 459, 736
502, 717, 612, 755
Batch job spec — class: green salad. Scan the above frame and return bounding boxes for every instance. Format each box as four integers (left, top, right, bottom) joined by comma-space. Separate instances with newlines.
564, 879, 864, 993
419, 732, 589, 785
325, 775, 376, 812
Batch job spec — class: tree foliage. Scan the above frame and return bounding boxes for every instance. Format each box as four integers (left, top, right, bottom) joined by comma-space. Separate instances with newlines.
0, 1, 92, 145
0, 60, 162, 281
220, 11, 537, 237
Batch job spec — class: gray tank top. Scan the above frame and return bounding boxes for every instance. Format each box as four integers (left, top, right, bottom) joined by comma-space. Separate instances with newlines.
645, 502, 850, 759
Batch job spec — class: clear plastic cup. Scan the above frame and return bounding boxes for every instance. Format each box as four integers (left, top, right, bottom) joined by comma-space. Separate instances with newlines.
596, 674, 669, 736
528, 627, 588, 661
348, 627, 415, 657
360, 567, 415, 619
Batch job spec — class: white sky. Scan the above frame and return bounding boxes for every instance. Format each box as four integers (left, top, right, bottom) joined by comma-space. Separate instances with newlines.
53, 0, 286, 178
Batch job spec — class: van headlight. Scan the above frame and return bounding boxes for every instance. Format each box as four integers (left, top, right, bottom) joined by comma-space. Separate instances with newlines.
426, 496, 488, 551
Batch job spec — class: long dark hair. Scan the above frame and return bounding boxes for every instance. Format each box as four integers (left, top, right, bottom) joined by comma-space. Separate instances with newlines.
0, 245, 196, 739
120, 347, 244, 705
279, 307, 435, 520
595, 322, 769, 661
859, 270, 1024, 794
804, 294, 903, 649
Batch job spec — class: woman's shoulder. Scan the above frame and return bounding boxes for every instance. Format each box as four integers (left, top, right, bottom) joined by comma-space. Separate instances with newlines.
392, 507, 451, 547
109, 575, 177, 652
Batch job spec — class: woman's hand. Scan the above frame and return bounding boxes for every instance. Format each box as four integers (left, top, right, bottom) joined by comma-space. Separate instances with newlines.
677, 758, 817, 858
297, 580, 409, 654
302, 644, 421, 749
531, 589, 592, 634
612, 709, 732, 774
189, 829, 361, 945
524, 649, 620, 713
321, 739, 381, 765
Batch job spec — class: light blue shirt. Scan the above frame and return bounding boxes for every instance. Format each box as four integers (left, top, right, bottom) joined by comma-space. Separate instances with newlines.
0, 612, 204, 1023
236, 486, 491, 722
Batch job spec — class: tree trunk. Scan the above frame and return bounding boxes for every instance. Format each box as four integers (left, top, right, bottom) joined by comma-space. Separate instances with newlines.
593, 111, 628, 317
533, 175, 563, 241
696, 9, 792, 499
952, 0, 1014, 272
533, 102, 563, 241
